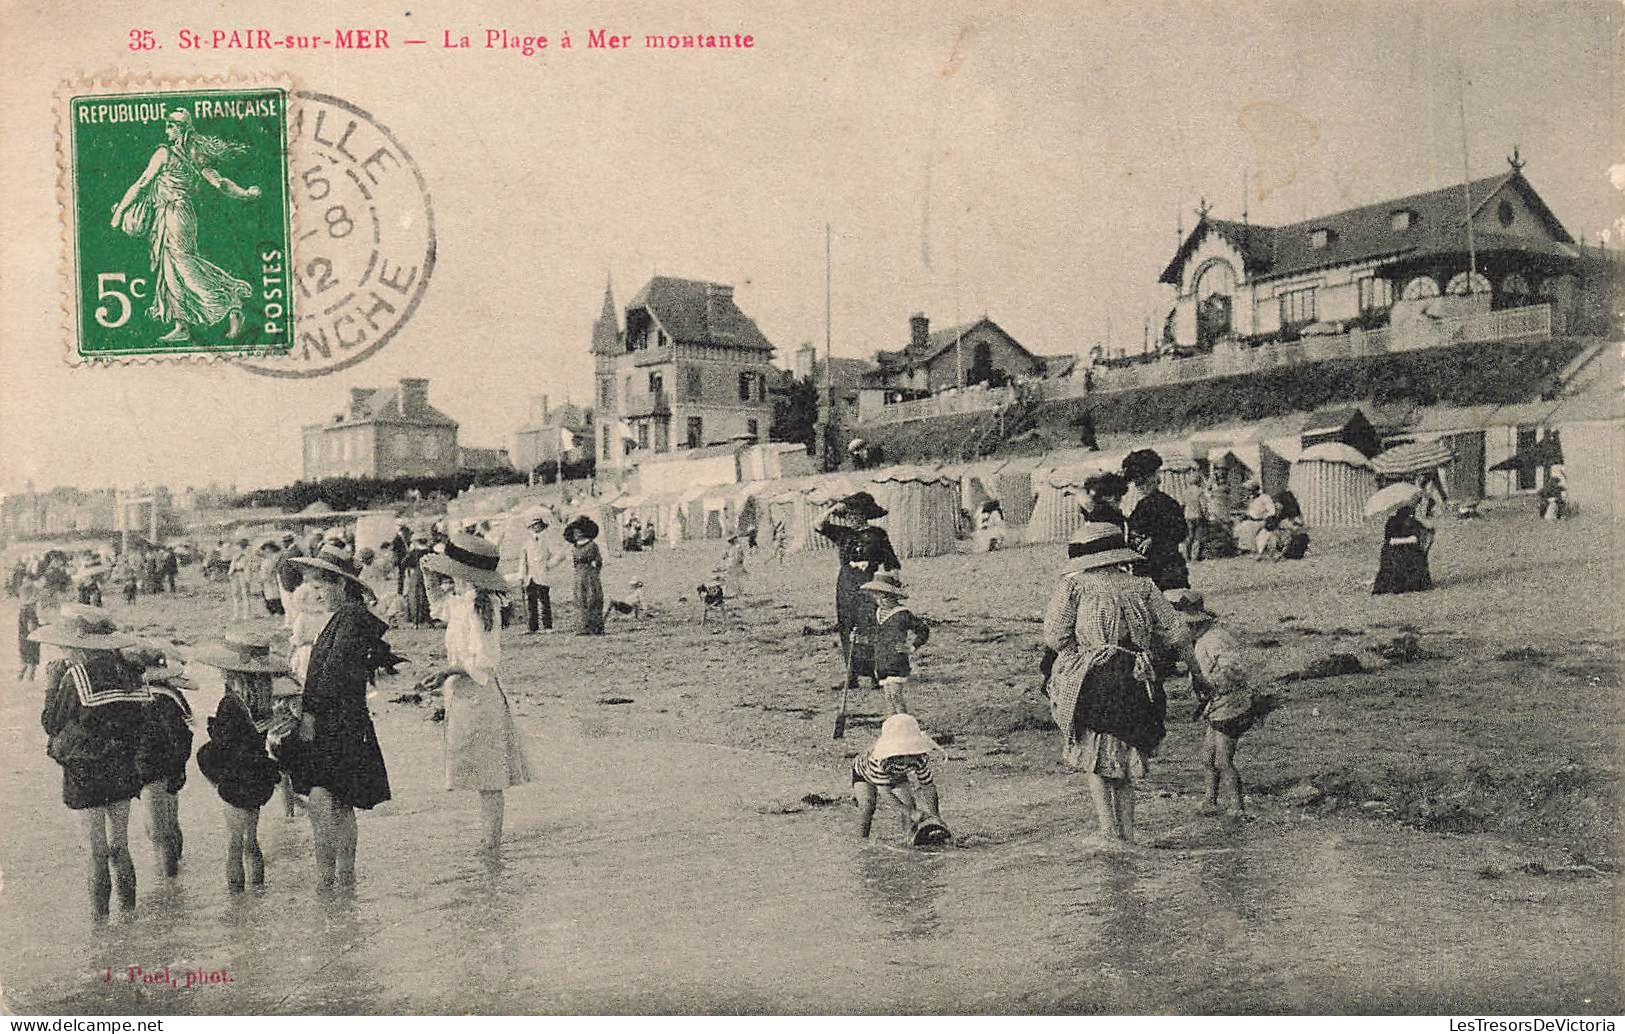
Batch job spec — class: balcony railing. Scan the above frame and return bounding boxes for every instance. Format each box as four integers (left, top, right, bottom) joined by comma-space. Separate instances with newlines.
621, 390, 670, 418
855, 303, 1559, 427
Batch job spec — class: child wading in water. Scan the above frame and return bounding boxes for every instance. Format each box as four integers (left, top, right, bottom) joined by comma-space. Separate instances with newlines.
193, 633, 290, 890
197, 694, 281, 890
851, 713, 949, 843
417, 534, 535, 853
1166, 590, 1271, 817
133, 651, 193, 878
34, 605, 153, 919
860, 572, 930, 716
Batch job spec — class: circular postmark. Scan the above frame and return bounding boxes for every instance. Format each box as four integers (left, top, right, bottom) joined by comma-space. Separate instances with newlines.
238, 91, 435, 378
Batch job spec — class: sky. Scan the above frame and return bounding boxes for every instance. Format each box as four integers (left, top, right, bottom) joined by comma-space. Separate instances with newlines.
2, 0, 1620, 494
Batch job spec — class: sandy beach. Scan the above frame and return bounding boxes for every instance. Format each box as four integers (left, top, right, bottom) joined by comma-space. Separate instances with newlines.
0, 498, 1617, 1013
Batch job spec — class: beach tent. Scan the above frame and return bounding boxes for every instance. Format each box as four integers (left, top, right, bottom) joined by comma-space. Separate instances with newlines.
1027, 452, 1124, 544
1290, 442, 1378, 527
958, 459, 998, 515
991, 455, 1041, 526
869, 465, 961, 559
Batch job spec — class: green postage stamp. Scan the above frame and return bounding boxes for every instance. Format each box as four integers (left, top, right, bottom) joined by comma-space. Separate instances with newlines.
59, 80, 294, 361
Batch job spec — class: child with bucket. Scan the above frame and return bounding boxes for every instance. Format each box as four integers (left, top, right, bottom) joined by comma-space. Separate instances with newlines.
851, 713, 950, 845
193, 632, 288, 890
859, 572, 930, 716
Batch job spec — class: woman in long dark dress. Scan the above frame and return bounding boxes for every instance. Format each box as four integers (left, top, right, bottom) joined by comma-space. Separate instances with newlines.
1123, 449, 1191, 591
816, 492, 901, 692
1372, 504, 1433, 595
287, 548, 392, 889
402, 535, 433, 627
563, 516, 605, 635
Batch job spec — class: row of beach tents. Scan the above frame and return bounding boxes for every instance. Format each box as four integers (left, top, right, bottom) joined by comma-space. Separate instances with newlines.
429, 411, 1615, 572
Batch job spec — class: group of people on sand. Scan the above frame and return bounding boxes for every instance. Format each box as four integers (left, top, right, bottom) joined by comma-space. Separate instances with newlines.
813, 448, 1274, 849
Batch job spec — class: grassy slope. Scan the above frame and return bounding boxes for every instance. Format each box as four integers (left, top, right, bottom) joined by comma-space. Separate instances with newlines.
857, 338, 1587, 464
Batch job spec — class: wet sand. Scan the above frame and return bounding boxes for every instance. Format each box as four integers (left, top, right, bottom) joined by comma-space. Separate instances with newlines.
0, 499, 1617, 1013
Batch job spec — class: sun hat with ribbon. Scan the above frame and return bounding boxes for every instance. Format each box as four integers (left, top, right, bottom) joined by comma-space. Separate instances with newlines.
859, 571, 907, 598
190, 629, 291, 676
286, 542, 374, 599
28, 603, 139, 650
871, 713, 939, 761
419, 532, 509, 592
1066, 522, 1144, 572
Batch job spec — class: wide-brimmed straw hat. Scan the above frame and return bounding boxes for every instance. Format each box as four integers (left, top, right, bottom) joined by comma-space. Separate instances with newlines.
190, 630, 290, 675
1067, 522, 1144, 571
526, 510, 550, 530
1164, 588, 1218, 625
839, 491, 887, 520
1122, 448, 1164, 482
28, 603, 139, 650
872, 713, 939, 761
420, 532, 509, 592
563, 514, 600, 542
287, 542, 374, 600
860, 572, 907, 598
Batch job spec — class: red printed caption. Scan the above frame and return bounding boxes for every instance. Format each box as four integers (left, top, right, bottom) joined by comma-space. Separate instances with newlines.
106, 965, 233, 989
129, 27, 755, 55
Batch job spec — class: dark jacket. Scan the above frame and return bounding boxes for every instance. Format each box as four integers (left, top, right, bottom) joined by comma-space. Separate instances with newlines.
197, 694, 281, 810
1127, 490, 1190, 590
135, 687, 193, 793
295, 603, 392, 809
40, 655, 147, 809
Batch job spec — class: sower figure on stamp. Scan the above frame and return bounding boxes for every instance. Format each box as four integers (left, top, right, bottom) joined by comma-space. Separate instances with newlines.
110, 109, 260, 343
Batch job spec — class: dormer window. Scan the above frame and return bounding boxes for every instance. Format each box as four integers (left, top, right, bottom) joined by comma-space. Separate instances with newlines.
1391, 209, 1416, 231
1310, 228, 1333, 250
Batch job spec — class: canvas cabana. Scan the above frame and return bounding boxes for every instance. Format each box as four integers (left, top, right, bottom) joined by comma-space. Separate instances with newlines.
869, 465, 961, 559
1027, 451, 1124, 544
1290, 442, 1377, 527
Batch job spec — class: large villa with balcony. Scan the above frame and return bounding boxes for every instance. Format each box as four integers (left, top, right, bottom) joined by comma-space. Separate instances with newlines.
855, 156, 1617, 427
1159, 156, 1599, 351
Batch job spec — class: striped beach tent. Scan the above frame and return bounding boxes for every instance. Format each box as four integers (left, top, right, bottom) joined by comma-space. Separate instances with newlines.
1290, 443, 1377, 527
870, 465, 961, 559
1371, 438, 1456, 479
1027, 451, 1125, 544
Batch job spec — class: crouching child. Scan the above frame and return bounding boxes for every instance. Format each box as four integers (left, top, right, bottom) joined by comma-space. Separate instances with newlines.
851, 713, 949, 843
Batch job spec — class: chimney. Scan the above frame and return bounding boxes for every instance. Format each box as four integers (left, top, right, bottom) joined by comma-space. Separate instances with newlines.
795, 342, 816, 379
399, 378, 429, 417
909, 313, 930, 355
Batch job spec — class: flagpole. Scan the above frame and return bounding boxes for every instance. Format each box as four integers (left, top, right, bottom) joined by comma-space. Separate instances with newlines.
1458, 67, 1478, 292
824, 223, 833, 467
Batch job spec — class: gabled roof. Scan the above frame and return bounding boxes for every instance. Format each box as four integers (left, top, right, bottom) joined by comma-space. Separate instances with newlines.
519, 401, 591, 433
1300, 406, 1371, 435
625, 276, 775, 353
810, 356, 878, 390
917, 317, 1034, 366
1158, 219, 1277, 285
1161, 171, 1576, 286
334, 384, 458, 428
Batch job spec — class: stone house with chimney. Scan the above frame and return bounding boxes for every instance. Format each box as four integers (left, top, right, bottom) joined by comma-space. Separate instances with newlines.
866, 314, 1058, 397
511, 394, 594, 471
302, 377, 461, 480
591, 276, 777, 470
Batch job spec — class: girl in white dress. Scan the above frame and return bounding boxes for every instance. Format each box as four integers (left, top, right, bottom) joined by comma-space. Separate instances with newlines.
417, 534, 534, 853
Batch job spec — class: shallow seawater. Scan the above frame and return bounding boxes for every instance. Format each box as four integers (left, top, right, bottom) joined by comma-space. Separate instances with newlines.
0, 683, 1614, 1014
